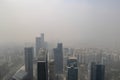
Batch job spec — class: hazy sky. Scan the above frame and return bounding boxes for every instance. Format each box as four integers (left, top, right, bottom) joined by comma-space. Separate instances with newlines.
0, 0, 120, 48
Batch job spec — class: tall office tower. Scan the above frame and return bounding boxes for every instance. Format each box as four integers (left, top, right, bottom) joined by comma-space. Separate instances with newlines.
90, 62, 96, 80
63, 48, 69, 68
69, 48, 74, 56
41, 33, 44, 43
37, 61, 48, 80
49, 60, 55, 80
36, 33, 45, 57
36, 37, 41, 57
54, 43, 63, 74
37, 49, 48, 80
67, 67, 78, 80
90, 63, 105, 80
64, 48, 69, 57
95, 65, 105, 80
24, 47, 34, 80
67, 57, 78, 80
44, 41, 48, 49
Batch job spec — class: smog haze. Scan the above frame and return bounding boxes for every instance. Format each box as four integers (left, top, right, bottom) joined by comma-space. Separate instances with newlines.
0, 0, 120, 48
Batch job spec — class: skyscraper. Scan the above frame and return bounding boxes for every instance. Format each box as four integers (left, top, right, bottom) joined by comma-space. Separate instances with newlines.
36, 37, 41, 57
36, 33, 45, 57
54, 43, 63, 74
24, 47, 34, 80
90, 63, 105, 80
37, 48, 48, 80
67, 67, 78, 80
67, 57, 78, 80
41, 33, 44, 44
90, 62, 96, 80
37, 61, 48, 80
95, 65, 105, 80
49, 60, 55, 80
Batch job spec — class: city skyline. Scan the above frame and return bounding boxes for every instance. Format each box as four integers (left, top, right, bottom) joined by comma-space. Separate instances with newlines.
0, 33, 119, 80
0, 0, 120, 80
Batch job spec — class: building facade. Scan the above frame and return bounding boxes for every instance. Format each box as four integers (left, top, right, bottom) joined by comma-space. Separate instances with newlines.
90, 63, 105, 80
24, 47, 33, 80
36, 33, 45, 57
37, 61, 48, 80
67, 57, 78, 80
54, 43, 63, 74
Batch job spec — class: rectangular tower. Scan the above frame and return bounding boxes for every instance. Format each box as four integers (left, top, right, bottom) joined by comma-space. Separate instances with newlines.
54, 43, 63, 74
36, 33, 45, 57
90, 63, 105, 80
67, 57, 78, 80
68, 67, 78, 80
90, 62, 96, 80
95, 65, 105, 80
37, 61, 48, 80
36, 37, 41, 57
24, 47, 33, 80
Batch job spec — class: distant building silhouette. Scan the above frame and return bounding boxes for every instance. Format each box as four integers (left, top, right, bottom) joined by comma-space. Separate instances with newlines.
54, 43, 63, 74
24, 47, 33, 80
90, 63, 105, 80
36, 33, 45, 57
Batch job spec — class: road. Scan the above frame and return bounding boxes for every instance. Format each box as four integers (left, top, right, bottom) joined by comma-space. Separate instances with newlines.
2, 64, 23, 80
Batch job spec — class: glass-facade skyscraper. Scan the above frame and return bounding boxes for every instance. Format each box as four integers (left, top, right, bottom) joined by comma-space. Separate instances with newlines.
24, 47, 33, 80
90, 63, 105, 80
54, 43, 63, 74
37, 61, 48, 80
67, 57, 78, 80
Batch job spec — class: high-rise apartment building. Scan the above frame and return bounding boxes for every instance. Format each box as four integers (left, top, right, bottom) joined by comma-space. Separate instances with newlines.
54, 43, 63, 74
24, 47, 34, 80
